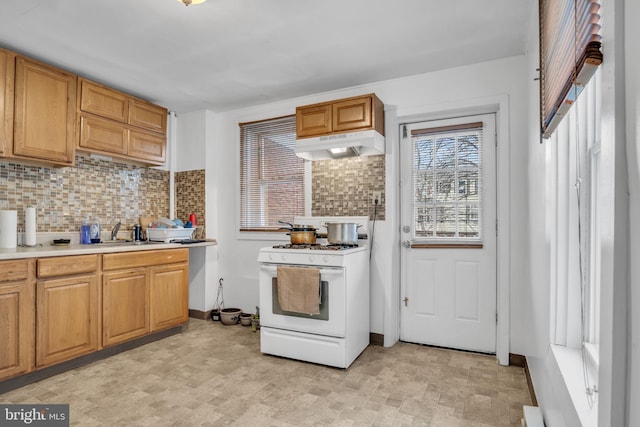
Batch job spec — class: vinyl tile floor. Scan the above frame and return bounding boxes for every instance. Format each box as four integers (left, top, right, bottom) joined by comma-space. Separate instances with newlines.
1, 319, 532, 426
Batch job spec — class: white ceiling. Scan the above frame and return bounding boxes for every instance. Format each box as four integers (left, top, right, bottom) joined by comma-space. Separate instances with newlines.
0, 0, 531, 113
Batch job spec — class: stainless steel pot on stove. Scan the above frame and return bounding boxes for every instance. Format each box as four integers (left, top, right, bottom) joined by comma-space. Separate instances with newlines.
323, 222, 361, 245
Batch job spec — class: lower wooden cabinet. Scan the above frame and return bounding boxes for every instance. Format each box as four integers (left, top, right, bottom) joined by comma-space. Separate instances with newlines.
0, 259, 35, 381
150, 263, 189, 332
36, 254, 99, 368
102, 249, 189, 347
36, 274, 99, 368
102, 268, 150, 347
1, 248, 189, 381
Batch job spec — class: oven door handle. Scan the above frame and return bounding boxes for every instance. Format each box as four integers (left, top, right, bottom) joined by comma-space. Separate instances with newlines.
259, 263, 344, 279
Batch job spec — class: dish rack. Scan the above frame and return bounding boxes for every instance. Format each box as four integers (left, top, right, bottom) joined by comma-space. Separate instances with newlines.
146, 227, 198, 242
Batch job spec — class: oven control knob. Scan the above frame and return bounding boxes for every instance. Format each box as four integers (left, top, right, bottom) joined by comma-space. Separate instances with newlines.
268, 254, 273, 261
281, 254, 287, 261
323, 256, 329, 263
309, 255, 316, 263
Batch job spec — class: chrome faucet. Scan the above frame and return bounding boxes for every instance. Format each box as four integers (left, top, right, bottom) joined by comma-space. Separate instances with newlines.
111, 221, 121, 240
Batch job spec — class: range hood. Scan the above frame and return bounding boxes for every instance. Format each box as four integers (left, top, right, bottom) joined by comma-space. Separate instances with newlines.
294, 129, 385, 161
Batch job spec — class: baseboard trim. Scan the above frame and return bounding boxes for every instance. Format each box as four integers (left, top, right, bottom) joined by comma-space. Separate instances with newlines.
509, 352, 538, 407
0, 326, 183, 395
369, 333, 384, 346
189, 309, 211, 320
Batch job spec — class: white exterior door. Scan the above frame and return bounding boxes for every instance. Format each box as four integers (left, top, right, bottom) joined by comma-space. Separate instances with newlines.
400, 114, 497, 353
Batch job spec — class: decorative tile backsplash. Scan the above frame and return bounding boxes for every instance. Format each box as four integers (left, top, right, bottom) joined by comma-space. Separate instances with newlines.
311, 155, 385, 220
175, 169, 206, 238
0, 154, 169, 233
0, 152, 384, 238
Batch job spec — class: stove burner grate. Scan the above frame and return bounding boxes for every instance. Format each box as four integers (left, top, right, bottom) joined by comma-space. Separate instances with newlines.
272, 243, 359, 250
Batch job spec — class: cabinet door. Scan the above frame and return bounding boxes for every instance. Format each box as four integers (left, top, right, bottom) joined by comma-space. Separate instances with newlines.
13, 56, 76, 165
36, 274, 98, 368
150, 263, 189, 332
332, 96, 372, 133
0, 276, 34, 380
79, 78, 128, 123
129, 99, 167, 134
79, 115, 128, 155
0, 48, 15, 157
103, 269, 149, 347
129, 129, 166, 164
296, 104, 332, 138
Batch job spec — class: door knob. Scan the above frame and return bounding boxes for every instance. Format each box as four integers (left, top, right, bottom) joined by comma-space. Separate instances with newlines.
402, 240, 411, 248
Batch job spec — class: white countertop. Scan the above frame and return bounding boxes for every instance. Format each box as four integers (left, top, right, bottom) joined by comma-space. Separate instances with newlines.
0, 239, 217, 261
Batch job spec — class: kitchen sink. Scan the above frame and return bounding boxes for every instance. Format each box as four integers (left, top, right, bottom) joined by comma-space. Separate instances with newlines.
94, 240, 162, 247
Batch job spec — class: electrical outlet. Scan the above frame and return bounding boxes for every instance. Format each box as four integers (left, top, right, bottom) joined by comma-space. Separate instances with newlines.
372, 191, 382, 205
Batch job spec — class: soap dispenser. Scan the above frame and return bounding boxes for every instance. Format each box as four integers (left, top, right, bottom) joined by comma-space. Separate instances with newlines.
80, 215, 91, 244
89, 217, 101, 243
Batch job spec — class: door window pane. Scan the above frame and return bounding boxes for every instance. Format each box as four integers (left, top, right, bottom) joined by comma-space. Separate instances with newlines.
411, 124, 483, 240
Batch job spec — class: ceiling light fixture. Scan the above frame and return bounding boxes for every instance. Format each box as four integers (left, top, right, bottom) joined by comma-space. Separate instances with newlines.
177, 0, 207, 6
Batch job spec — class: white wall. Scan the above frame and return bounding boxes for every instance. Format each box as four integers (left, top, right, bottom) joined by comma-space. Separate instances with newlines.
175, 110, 206, 172
191, 54, 529, 350
176, 110, 219, 312
625, 0, 639, 424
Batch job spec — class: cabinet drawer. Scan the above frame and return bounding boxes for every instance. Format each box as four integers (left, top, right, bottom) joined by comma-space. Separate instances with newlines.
79, 78, 128, 123
0, 259, 29, 282
38, 255, 98, 278
79, 115, 128, 155
103, 249, 189, 271
129, 99, 167, 134
129, 129, 166, 163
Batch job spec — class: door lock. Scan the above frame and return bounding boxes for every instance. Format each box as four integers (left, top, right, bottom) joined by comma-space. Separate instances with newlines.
402, 240, 411, 248
403, 297, 409, 307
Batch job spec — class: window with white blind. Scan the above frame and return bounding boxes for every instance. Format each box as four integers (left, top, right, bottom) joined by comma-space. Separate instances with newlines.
410, 122, 483, 241
239, 115, 305, 231
548, 69, 600, 403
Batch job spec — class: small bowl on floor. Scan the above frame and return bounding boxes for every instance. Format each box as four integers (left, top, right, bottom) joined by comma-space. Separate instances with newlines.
239, 313, 253, 326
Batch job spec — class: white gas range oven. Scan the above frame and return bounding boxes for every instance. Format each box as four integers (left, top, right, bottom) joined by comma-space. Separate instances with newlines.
257, 216, 370, 369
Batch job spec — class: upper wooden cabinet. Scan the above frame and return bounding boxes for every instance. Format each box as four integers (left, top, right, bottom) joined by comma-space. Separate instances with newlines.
296, 104, 332, 138
8, 56, 77, 166
296, 93, 384, 139
0, 48, 15, 158
77, 78, 167, 166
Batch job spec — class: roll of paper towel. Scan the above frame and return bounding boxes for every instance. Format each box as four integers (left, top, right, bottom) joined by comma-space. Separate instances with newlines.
0, 210, 17, 248
25, 207, 36, 246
